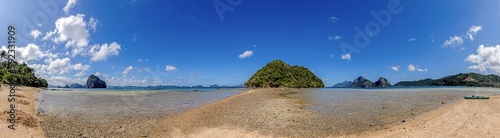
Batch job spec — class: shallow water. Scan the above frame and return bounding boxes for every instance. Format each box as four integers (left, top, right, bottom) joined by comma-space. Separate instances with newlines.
286, 87, 500, 135
36, 88, 244, 118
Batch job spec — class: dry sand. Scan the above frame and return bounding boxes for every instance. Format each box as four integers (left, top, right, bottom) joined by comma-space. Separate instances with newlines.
356, 95, 500, 138
0, 85, 46, 138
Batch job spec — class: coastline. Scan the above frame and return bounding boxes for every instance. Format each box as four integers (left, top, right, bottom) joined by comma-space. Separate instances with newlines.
358, 94, 500, 138
0, 85, 46, 138
2, 87, 500, 137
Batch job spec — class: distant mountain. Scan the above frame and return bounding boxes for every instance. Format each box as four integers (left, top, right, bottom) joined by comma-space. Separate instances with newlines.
245, 60, 324, 88
394, 72, 500, 87
70, 83, 84, 88
332, 81, 353, 88
351, 76, 374, 88
374, 77, 391, 87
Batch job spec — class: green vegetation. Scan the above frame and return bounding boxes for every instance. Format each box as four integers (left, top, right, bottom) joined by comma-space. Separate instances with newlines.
245, 60, 324, 88
394, 72, 500, 87
0, 60, 48, 87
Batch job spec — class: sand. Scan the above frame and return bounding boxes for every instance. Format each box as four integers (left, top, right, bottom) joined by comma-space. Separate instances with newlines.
358, 95, 500, 138
0, 85, 46, 138
153, 89, 500, 138
2, 86, 500, 137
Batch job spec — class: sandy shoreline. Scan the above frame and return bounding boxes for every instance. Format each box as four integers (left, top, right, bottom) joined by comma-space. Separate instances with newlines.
357, 94, 500, 138
2, 87, 500, 137
0, 85, 46, 138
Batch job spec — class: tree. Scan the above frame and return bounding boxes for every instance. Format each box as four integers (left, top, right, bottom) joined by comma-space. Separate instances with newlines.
0, 50, 6, 63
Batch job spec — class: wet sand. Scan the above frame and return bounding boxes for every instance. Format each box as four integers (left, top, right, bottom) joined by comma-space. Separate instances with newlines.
3, 87, 500, 137
0, 85, 46, 138
153, 88, 500, 137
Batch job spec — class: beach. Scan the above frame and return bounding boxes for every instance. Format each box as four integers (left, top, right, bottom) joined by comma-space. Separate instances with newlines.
360, 95, 500, 138
2, 87, 500, 137
0, 85, 46, 138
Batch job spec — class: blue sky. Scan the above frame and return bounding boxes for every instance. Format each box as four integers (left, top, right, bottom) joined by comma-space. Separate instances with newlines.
1, 0, 500, 86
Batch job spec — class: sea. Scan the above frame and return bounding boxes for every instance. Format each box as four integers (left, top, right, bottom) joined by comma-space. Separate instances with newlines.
36, 87, 500, 119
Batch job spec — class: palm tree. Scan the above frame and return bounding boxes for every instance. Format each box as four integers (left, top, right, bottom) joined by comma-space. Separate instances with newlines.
0, 50, 6, 63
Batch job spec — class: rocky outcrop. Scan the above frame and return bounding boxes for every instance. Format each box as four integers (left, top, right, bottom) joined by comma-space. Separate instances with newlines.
351, 76, 374, 88
374, 77, 391, 87
85, 75, 107, 88
332, 81, 353, 88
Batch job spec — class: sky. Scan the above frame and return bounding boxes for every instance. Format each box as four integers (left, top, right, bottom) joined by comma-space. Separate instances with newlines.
1, 0, 500, 86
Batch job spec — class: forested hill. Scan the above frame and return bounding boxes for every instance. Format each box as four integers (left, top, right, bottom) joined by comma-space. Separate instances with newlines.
245, 60, 324, 88
394, 73, 500, 87
0, 61, 48, 87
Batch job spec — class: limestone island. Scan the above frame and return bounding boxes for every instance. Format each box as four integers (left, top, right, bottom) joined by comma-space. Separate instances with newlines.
245, 60, 324, 88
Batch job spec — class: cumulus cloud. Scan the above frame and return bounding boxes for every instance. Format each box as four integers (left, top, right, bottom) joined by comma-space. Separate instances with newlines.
327, 16, 339, 24
165, 65, 177, 72
467, 25, 482, 41
63, 0, 77, 14
29, 57, 90, 78
238, 50, 254, 59
89, 42, 121, 62
30, 29, 42, 39
389, 65, 400, 71
465, 45, 500, 74
328, 35, 342, 41
442, 35, 464, 48
341, 53, 351, 60
408, 38, 417, 42
50, 14, 90, 55
408, 64, 427, 72
1, 43, 58, 63
45, 76, 86, 86
122, 66, 133, 77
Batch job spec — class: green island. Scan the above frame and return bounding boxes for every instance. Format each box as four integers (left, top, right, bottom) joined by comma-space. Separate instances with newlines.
245, 60, 325, 88
0, 61, 48, 87
394, 72, 500, 88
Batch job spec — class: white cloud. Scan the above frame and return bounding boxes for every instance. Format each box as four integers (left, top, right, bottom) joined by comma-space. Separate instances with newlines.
389, 65, 400, 71
1, 43, 58, 63
138, 58, 148, 62
94, 72, 101, 76
467, 25, 482, 41
122, 66, 134, 77
465, 45, 500, 74
238, 50, 254, 59
45, 76, 86, 86
75, 71, 85, 77
51, 14, 90, 54
63, 0, 77, 14
341, 53, 351, 60
88, 17, 99, 32
327, 16, 339, 24
30, 57, 90, 77
442, 35, 464, 48
407, 64, 427, 72
89, 42, 121, 62
408, 38, 417, 42
165, 65, 177, 72
30, 29, 42, 39
328, 35, 342, 41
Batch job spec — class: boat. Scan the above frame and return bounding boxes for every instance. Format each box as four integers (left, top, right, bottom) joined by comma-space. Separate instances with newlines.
464, 95, 489, 99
